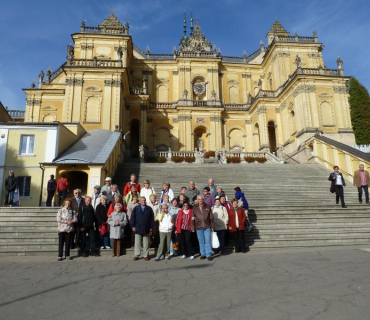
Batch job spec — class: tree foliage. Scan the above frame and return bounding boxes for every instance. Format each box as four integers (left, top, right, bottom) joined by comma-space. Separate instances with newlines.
348, 77, 370, 145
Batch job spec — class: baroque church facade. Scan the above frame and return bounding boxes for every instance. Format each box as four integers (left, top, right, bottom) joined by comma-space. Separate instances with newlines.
23, 13, 354, 158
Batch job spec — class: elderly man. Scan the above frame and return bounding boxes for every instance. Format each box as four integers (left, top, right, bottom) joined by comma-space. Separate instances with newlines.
192, 195, 215, 261
130, 197, 154, 261
204, 178, 218, 197
101, 177, 112, 195
78, 196, 98, 257
185, 181, 200, 205
91, 185, 102, 209
353, 164, 370, 204
4, 171, 18, 206
71, 189, 84, 249
106, 184, 120, 204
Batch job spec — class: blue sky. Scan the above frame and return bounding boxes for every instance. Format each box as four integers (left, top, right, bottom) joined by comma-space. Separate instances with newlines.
1, 0, 370, 110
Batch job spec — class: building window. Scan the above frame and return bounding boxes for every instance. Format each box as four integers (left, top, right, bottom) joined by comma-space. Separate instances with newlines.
20, 135, 35, 155
18, 176, 31, 197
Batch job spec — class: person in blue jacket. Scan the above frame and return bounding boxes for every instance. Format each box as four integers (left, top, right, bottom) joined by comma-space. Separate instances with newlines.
234, 187, 253, 232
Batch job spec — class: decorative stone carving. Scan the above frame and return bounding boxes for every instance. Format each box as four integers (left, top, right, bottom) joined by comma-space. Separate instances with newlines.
182, 89, 188, 100
280, 101, 287, 110
257, 106, 267, 114
210, 116, 222, 122
139, 145, 145, 163
179, 19, 212, 52
333, 87, 348, 94
275, 107, 280, 113
245, 120, 252, 124
295, 55, 302, 69
196, 118, 205, 124
211, 90, 216, 100
172, 70, 178, 75
293, 85, 316, 97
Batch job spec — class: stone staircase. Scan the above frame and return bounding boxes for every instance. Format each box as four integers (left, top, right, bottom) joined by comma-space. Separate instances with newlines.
0, 162, 370, 256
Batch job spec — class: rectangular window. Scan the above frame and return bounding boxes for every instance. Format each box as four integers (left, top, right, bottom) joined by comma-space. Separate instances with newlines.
18, 176, 31, 197
20, 135, 35, 155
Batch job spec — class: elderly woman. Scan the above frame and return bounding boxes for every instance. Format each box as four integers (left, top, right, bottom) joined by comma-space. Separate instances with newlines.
169, 198, 181, 256
228, 198, 248, 253
216, 186, 228, 201
107, 194, 124, 218
155, 203, 174, 261
212, 196, 229, 254
127, 194, 139, 248
176, 201, 194, 260
107, 203, 128, 257
178, 193, 189, 208
95, 195, 110, 249
57, 198, 77, 261
140, 180, 156, 203
148, 194, 160, 248
160, 182, 175, 204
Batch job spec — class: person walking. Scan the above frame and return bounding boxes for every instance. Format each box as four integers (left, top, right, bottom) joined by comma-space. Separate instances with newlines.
234, 186, 253, 232
184, 181, 200, 206
78, 196, 98, 257
192, 195, 215, 261
130, 197, 154, 261
46, 174, 57, 207
353, 164, 370, 204
56, 174, 68, 206
91, 185, 102, 209
140, 180, 156, 203
107, 203, 128, 257
160, 182, 175, 204
57, 198, 77, 261
212, 196, 229, 254
228, 198, 248, 253
155, 203, 174, 261
175, 201, 195, 260
95, 195, 110, 249
329, 166, 347, 208
71, 189, 84, 249
4, 171, 18, 206
123, 173, 141, 196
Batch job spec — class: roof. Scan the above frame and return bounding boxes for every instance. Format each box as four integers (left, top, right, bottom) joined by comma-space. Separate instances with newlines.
99, 12, 124, 29
314, 134, 370, 162
53, 129, 121, 164
266, 19, 289, 38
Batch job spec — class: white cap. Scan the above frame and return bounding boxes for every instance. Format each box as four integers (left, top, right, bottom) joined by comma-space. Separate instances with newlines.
105, 177, 112, 182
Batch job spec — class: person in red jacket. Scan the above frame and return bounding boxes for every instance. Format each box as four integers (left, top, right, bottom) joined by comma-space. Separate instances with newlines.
107, 194, 124, 218
56, 174, 68, 206
227, 198, 248, 253
123, 174, 141, 196
175, 201, 195, 260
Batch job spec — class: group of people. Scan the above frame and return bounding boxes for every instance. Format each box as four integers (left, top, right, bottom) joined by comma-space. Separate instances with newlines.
56, 173, 253, 261
329, 164, 370, 208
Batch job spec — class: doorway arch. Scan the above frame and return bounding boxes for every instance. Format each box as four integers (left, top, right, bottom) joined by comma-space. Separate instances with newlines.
268, 121, 277, 153
64, 171, 88, 198
194, 126, 208, 151
130, 119, 140, 158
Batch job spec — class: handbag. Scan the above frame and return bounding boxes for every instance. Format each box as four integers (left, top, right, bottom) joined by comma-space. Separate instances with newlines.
99, 223, 108, 236
212, 231, 220, 249
172, 241, 180, 250
330, 182, 335, 194
157, 213, 163, 222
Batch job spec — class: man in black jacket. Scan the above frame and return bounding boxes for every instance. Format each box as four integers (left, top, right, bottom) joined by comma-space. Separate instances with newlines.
46, 175, 57, 207
78, 196, 98, 257
5, 171, 18, 206
329, 165, 347, 208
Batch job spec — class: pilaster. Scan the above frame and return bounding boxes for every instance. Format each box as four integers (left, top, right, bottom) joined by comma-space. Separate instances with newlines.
103, 79, 113, 130
257, 106, 269, 150
245, 120, 253, 152
72, 78, 84, 122
140, 104, 147, 145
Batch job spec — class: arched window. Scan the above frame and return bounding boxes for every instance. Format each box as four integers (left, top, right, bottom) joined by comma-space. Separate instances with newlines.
229, 128, 244, 149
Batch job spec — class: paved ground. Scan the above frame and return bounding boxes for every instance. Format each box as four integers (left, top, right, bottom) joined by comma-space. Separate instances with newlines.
1, 247, 370, 320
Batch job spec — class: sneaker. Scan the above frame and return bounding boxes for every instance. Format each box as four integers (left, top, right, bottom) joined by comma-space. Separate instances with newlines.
169, 253, 174, 256
100, 246, 105, 249
181, 255, 186, 259
58, 257, 63, 261
155, 257, 160, 261
66, 256, 73, 260
190, 256, 195, 260
165, 256, 170, 260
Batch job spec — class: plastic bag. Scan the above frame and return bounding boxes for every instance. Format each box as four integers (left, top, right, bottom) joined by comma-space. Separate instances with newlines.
212, 231, 220, 249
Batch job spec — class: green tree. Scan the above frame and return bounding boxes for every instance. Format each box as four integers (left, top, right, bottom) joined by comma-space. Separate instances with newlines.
348, 77, 370, 145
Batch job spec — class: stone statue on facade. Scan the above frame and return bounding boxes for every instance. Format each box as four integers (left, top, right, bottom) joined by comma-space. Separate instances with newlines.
38, 70, 44, 88
258, 79, 262, 90
295, 55, 302, 69
211, 90, 216, 100
117, 46, 123, 60
139, 145, 145, 162
194, 148, 201, 164
221, 146, 227, 164
182, 89, 188, 100
197, 138, 203, 151
125, 22, 130, 34
67, 44, 74, 64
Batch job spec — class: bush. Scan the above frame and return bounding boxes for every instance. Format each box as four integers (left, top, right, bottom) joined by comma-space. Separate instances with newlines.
204, 151, 215, 158
256, 157, 267, 163
245, 157, 255, 163
227, 156, 241, 163
172, 156, 184, 163
145, 156, 167, 163
184, 156, 195, 163
157, 156, 167, 163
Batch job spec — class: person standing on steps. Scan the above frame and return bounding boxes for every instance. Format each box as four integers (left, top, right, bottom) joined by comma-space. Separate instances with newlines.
56, 174, 68, 206
203, 187, 215, 207
130, 197, 154, 261
329, 166, 347, 208
123, 173, 141, 196
78, 196, 98, 257
106, 184, 120, 205
160, 182, 175, 204
46, 174, 57, 207
204, 178, 218, 197
126, 194, 139, 248
212, 196, 229, 254
140, 180, 156, 203
184, 181, 200, 206
125, 184, 139, 206
91, 185, 102, 210
192, 195, 215, 261
353, 164, 370, 204
95, 195, 110, 250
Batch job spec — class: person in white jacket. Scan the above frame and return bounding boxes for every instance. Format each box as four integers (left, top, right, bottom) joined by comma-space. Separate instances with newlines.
212, 196, 229, 254
140, 180, 156, 203
160, 182, 174, 204
155, 203, 174, 261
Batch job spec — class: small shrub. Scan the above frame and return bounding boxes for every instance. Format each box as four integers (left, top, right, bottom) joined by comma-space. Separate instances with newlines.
256, 157, 267, 163
172, 156, 184, 163
157, 156, 167, 163
145, 156, 158, 163
245, 157, 255, 163
184, 156, 195, 163
227, 156, 241, 163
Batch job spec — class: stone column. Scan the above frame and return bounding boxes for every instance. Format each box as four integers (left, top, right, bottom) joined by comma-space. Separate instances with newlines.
245, 120, 253, 152
111, 79, 122, 130
308, 91, 320, 128
257, 106, 269, 151
222, 119, 228, 151
242, 74, 248, 103
246, 74, 252, 98
184, 114, 192, 150
216, 116, 222, 150
275, 107, 284, 147
172, 70, 178, 101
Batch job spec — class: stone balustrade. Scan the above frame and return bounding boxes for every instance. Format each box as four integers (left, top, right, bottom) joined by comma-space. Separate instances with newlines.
69, 59, 122, 67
